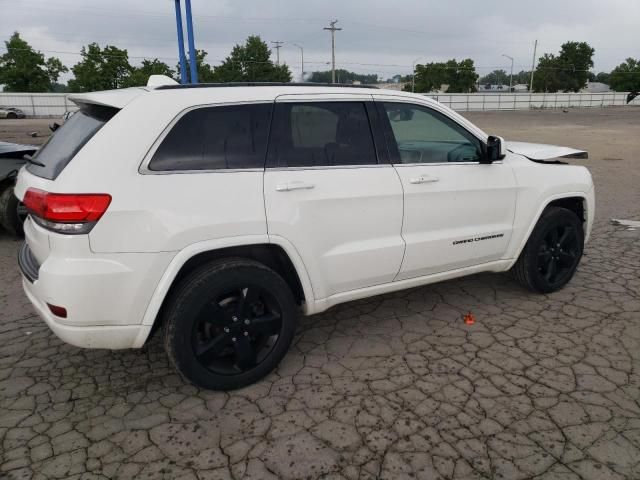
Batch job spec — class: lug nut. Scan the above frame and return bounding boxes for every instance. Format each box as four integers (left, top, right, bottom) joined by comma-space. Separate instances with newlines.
243, 331, 249, 336
244, 319, 250, 325
231, 337, 236, 342
224, 327, 230, 333
232, 316, 238, 322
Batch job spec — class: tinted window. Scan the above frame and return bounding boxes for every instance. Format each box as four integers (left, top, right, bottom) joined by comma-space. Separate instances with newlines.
149, 104, 272, 171
27, 105, 116, 180
267, 102, 377, 168
382, 103, 483, 164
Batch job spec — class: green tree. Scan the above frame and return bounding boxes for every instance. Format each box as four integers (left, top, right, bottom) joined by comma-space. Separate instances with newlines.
513, 70, 531, 85
595, 71, 611, 84
608, 58, 640, 92
406, 58, 478, 93
176, 49, 216, 83
308, 69, 379, 84
124, 59, 175, 87
210, 36, 291, 83
0, 32, 68, 92
68, 43, 132, 92
534, 41, 594, 92
479, 69, 508, 85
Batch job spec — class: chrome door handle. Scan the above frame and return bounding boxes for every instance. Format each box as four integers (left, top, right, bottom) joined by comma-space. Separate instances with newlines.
409, 175, 439, 184
275, 181, 315, 192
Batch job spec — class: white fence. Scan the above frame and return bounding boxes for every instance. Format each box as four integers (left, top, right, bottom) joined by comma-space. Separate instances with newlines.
0, 93, 77, 117
0, 91, 638, 117
423, 92, 638, 111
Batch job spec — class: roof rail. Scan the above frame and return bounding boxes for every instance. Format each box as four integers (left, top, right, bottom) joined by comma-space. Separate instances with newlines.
155, 82, 379, 90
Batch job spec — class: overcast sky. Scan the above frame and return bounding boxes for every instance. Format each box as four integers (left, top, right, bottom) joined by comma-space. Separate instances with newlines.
1, 0, 638, 82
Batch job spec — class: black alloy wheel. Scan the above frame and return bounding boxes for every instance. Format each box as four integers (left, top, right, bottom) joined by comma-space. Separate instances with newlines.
536, 223, 580, 288
163, 258, 298, 390
192, 285, 283, 375
511, 206, 584, 293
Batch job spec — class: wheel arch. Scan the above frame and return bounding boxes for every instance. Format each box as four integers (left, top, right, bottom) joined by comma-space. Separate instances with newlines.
141, 236, 315, 329
507, 192, 589, 269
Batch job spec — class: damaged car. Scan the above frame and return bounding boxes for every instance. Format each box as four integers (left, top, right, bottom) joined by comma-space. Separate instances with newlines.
15, 79, 594, 390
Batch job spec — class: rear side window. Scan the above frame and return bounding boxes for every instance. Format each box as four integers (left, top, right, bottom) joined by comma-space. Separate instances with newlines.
149, 104, 272, 171
27, 105, 116, 180
267, 102, 377, 168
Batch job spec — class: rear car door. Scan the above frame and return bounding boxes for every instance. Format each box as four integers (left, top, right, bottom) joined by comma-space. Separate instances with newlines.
375, 98, 517, 280
263, 95, 405, 299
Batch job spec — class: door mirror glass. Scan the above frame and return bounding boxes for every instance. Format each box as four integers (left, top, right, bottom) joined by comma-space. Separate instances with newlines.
485, 135, 506, 163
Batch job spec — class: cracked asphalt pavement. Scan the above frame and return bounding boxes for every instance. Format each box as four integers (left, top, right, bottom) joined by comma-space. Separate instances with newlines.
1, 108, 639, 479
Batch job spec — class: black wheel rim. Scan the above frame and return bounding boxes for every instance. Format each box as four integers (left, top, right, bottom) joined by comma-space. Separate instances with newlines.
536, 223, 580, 287
16, 202, 28, 224
191, 285, 283, 375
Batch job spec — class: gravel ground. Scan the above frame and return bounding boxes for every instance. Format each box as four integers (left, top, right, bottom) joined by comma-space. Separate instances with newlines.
0, 107, 639, 480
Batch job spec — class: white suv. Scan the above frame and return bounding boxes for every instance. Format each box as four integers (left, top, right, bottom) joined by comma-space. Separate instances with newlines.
15, 78, 594, 390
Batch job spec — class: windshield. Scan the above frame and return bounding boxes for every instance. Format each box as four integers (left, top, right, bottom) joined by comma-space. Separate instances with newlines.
27, 104, 118, 180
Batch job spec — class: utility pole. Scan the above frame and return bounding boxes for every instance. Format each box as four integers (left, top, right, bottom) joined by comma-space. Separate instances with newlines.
530, 39, 538, 92
292, 43, 304, 82
323, 20, 342, 83
271, 41, 284, 65
502, 54, 513, 91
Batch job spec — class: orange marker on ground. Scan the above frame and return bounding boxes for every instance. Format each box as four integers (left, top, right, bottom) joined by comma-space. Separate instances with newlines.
463, 312, 475, 325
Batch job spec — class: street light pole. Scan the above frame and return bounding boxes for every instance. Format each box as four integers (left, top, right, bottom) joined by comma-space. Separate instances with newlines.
293, 43, 304, 82
502, 54, 513, 91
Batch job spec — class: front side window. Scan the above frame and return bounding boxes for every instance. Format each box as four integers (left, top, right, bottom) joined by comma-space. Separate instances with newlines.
149, 103, 272, 171
382, 102, 483, 164
267, 102, 377, 168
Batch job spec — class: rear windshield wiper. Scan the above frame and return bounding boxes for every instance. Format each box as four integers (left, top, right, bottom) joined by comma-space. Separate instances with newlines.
24, 154, 45, 167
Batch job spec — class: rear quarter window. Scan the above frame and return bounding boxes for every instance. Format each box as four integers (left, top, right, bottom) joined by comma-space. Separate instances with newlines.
148, 103, 273, 171
27, 104, 117, 180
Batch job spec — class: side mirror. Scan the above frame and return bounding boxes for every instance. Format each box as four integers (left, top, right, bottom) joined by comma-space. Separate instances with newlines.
484, 135, 506, 163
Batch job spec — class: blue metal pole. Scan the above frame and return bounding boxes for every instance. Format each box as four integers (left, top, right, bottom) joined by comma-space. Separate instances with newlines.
184, 0, 198, 84
174, 0, 187, 84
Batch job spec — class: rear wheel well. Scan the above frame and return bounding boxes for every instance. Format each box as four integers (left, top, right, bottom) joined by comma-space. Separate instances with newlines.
152, 244, 305, 337
546, 197, 585, 223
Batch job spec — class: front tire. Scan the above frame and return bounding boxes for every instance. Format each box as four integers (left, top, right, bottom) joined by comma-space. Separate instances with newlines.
511, 206, 584, 293
162, 258, 298, 390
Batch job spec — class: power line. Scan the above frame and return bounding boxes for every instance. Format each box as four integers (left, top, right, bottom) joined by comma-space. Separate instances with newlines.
3, 46, 639, 76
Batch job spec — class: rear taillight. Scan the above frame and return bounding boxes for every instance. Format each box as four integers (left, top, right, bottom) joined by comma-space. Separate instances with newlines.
23, 188, 111, 234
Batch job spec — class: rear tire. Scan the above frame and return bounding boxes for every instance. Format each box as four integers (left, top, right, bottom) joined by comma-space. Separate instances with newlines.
0, 186, 25, 236
162, 258, 298, 390
6, 112, 17, 119
511, 206, 584, 293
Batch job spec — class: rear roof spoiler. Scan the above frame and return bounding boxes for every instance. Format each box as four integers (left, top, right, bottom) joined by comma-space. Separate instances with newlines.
68, 87, 147, 110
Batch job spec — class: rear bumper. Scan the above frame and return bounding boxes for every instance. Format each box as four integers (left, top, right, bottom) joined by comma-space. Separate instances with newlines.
23, 277, 152, 349
18, 230, 174, 349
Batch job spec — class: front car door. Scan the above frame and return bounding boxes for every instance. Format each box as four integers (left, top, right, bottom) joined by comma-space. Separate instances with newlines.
264, 94, 405, 300
374, 96, 517, 280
